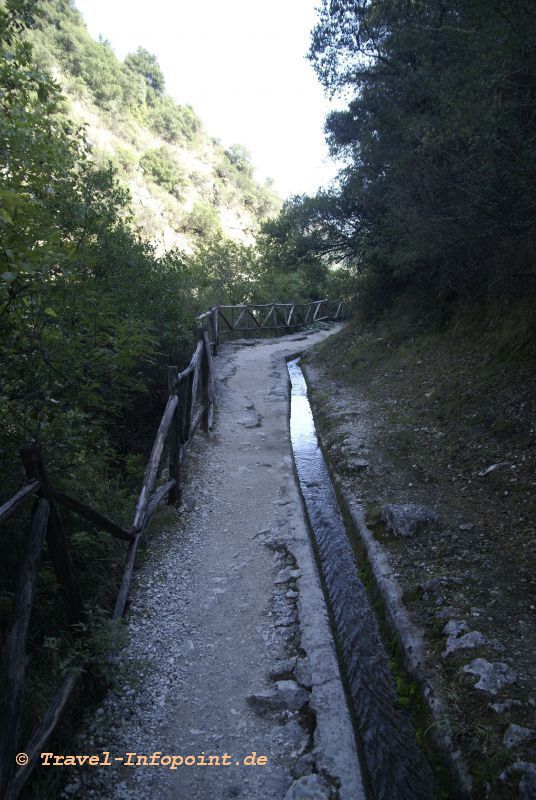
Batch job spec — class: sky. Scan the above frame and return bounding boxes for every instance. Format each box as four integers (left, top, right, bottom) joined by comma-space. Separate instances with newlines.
74, 0, 341, 199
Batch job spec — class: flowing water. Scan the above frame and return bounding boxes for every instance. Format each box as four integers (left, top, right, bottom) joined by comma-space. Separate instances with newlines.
288, 358, 436, 800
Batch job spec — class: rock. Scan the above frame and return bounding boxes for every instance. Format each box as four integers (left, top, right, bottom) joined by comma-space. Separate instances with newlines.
501, 761, 536, 780
436, 606, 463, 620
479, 461, 512, 477
421, 577, 445, 594
443, 619, 468, 637
280, 720, 309, 757
291, 752, 315, 779
247, 680, 308, 713
268, 658, 297, 680
178, 639, 195, 656
520, 770, 536, 800
275, 567, 301, 584
273, 680, 309, 710
294, 658, 313, 689
489, 699, 522, 714
380, 503, 438, 537
503, 724, 534, 750
275, 609, 298, 627
459, 523, 475, 531
284, 773, 334, 800
238, 414, 262, 429
348, 459, 369, 471
181, 496, 196, 513
442, 628, 503, 658
273, 592, 292, 613
500, 760, 536, 799
443, 630, 489, 658
275, 567, 295, 584
463, 659, 517, 694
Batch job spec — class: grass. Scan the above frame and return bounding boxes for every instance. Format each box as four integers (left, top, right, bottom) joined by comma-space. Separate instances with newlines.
306, 299, 536, 797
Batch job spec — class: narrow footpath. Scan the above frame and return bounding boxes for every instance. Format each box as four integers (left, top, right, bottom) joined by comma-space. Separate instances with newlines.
66, 327, 364, 800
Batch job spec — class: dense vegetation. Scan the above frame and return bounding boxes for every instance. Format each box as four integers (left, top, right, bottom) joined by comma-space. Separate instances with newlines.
0, 1, 331, 769
294, 5, 536, 794
268, 0, 536, 329
0, 1, 198, 739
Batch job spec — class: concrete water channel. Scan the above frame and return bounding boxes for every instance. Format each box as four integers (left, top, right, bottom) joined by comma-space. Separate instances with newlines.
288, 357, 437, 800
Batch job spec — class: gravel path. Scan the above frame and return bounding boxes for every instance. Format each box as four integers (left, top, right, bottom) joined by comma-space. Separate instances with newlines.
64, 328, 364, 800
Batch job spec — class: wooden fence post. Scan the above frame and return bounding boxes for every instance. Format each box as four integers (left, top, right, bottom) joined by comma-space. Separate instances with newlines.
214, 306, 219, 354
20, 443, 86, 627
0, 498, 49, 798
182, 371, 194, 443
196, 327, 207, 423
209, 308, 217, 356
274, 303, 280, 337
183, 338, 202, 443
167, 366, 180, 506
201, 329, 215, 431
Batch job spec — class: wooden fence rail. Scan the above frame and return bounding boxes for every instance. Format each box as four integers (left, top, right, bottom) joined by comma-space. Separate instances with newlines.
0, 298, 342, 798
197, 298, 343, 355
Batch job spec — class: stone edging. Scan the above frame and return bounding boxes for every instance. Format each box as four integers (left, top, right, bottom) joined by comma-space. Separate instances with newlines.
302, 362, 473, 799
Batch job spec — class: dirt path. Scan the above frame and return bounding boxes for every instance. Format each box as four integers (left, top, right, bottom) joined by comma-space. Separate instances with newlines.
64, 327, 364, 800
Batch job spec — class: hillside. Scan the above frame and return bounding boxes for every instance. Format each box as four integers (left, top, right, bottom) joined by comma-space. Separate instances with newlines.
2, 2, 536, 798
28, 0, 281, 254
305, 310, 536, 798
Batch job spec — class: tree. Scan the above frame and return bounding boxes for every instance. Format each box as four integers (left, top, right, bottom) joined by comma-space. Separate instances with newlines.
124, 46, 165, 96
304, 0, 536, 316
148, 96, 201, 144
224, 144, 253, 176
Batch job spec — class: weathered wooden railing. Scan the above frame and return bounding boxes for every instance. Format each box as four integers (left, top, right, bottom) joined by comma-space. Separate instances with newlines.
0, 298, 341, 798
197, 298, 343, 354
0, 327, 214, 799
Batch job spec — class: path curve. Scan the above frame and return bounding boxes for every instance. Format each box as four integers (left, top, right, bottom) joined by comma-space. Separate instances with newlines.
65, 327, 365, 800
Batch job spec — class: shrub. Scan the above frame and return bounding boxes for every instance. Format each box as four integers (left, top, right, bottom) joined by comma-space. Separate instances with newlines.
140, 147, 186, 198
124, 47, 165, 96
113, 144, 138, 176
184, 201, 222, 240
148, 96, 201, 145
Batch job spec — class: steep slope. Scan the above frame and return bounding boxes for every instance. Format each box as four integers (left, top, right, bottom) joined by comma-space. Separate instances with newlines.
28, 0, 281, 253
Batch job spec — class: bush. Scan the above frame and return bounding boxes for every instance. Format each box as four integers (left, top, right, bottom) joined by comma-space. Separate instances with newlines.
140, 147, 186, 198
149, 96, 201, 145
113, 144, 138, 176
124, 47, 165, 96
184, 201, 222, 240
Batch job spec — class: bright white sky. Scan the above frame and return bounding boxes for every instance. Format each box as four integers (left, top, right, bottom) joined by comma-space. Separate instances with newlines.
74, 0, 340, 199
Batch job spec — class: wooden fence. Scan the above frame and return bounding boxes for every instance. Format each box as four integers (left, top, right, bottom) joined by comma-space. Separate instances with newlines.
197, 298, 343, 353
0, 298, 342, 798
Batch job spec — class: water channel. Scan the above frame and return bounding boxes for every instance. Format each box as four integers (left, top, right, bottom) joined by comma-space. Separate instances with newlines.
287, 357, 437, 800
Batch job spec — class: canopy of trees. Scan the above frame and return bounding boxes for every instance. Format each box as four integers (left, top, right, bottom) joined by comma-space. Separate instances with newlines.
124, 46, 166, 96
0, 0, 333, 776
266, 0, 536, 319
